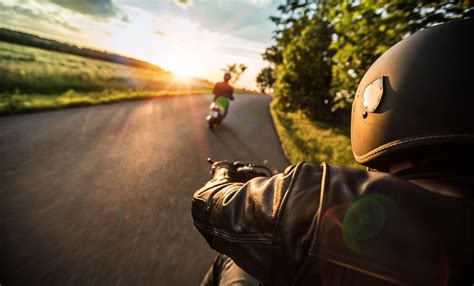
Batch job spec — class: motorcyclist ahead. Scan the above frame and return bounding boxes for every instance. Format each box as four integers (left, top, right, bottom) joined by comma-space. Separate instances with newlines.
206, 72, 235, 129
192, 18, 474, 285
212, 72, 234, 117
213, 72, 234, 102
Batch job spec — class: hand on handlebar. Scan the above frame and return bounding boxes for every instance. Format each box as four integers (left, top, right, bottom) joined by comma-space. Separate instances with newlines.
207, 158, 272, 183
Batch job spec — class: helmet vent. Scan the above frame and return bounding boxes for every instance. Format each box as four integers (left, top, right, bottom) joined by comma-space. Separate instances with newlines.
362, 76, 384, 113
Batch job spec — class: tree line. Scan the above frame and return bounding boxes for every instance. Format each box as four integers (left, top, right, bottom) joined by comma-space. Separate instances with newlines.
0, 28, 164, 72
257, 0, 473, 124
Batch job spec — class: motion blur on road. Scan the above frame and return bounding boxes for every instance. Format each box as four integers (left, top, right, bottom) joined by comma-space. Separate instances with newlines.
0, 94, 288, 285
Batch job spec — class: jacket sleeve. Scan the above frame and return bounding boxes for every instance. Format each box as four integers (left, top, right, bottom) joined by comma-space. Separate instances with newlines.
229, 87, 234, 100
212, 83, 217, 95
191, 162, 324, 284
212, 84, 217, 101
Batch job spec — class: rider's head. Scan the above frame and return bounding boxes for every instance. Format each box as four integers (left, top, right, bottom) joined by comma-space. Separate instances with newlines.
351, 18, 474, 172
224, 72, 231, 82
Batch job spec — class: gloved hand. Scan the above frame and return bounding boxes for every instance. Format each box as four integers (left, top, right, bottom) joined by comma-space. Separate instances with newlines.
209, 160, 240, 181
209, 159, 269, 183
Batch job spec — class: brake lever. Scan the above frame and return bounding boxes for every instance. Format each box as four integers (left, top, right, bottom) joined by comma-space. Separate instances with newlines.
236, 166, 254, 173
233, 161, 253, 168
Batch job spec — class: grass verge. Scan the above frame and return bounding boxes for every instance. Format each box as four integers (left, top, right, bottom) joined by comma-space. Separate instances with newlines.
269, 100, 361, 168
0, 88, 211, 115
0, 41, 213, 115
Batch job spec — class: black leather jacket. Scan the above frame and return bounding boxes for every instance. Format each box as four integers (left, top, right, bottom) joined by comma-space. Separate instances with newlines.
192, 162, 473, 285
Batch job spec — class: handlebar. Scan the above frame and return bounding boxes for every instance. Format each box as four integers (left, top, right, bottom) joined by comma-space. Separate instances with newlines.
207, 158, 273, 177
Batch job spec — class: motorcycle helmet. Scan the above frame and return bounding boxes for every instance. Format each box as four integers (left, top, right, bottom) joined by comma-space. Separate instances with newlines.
351, 18, 474, 170
224, 72, 232, 81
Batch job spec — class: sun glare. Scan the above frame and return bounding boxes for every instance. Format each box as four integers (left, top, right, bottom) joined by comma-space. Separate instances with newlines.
171, 64, 193, 79
159, 46, 202, 81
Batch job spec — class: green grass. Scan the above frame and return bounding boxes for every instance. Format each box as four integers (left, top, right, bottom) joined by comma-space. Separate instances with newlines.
270, 100, 361, 168
0, 88, 212, 115
0, 41, 212, 115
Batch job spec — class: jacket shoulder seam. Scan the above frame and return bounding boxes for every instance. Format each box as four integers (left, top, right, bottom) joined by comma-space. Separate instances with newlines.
307, 162, 329, 254
269, 161, 306, 283
273, 161, 306, 228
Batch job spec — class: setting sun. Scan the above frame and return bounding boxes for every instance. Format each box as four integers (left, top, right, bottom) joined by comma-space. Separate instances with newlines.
158, 47, 202, 80
170, 63, 193, 79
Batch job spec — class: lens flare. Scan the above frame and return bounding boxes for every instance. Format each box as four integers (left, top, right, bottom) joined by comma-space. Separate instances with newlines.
342, 194, 399, 254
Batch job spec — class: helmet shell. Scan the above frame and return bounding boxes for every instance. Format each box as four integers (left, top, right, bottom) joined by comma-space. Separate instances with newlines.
351, 19, 474, 169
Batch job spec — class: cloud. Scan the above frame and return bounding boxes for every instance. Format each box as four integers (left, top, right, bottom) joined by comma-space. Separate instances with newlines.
174, 0, 193, 9
173, 0, 283, 43
246, 0, 272, 7
48, 0, 119, 17
0, 1, 80, 33
0, 0, 272, 89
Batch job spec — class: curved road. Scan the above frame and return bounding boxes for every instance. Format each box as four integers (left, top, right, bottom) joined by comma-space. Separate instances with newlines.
0, 94, 288, 285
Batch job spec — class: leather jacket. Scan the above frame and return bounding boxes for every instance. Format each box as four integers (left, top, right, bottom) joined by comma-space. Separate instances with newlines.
192, 162, 473, 285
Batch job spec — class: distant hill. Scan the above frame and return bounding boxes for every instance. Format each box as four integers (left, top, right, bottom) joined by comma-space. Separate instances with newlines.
0, 28, 164, 72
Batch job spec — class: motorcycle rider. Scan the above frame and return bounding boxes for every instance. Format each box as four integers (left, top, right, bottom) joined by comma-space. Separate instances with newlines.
214, 72, 234, 116
207, 72, 234, 127
192, 18, 473, 286
213, 72, 234, 102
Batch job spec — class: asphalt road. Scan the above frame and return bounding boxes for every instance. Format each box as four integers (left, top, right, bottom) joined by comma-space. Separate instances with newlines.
0, 94, 289, 285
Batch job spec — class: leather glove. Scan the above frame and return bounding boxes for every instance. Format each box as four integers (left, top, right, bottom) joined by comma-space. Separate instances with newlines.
210, 160, 269, 183
210, 161, 240, 181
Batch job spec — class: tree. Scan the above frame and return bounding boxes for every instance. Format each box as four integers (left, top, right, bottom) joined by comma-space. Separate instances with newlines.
221, 63, 247, 84
274, 16, 334, 121
261, 0, 473, 122
256, 67, 275, 94
329, 0, 474, 111
262, 0, 335, 120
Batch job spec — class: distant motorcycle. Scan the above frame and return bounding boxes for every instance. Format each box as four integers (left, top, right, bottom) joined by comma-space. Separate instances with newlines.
206, 96, 230, 130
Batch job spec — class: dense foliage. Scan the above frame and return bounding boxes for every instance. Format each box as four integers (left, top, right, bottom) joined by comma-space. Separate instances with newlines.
257, 0, 473, 123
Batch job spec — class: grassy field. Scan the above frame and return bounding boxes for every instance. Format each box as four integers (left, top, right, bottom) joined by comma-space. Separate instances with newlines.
270, 100, 361, 168
0, 41, 212, 115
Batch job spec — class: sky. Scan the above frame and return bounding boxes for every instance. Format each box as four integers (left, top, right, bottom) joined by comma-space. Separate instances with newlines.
0, 0, 284, 89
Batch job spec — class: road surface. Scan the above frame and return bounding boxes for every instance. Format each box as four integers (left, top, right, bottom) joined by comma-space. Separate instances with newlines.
0, 94, 289, 285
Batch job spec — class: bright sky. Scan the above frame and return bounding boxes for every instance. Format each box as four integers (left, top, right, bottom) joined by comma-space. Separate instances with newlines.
0, 0, 284, 89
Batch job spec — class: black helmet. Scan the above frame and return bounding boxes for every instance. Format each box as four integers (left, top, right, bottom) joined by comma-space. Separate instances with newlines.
224, 72, 231, 81
351, 18, 474, 170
